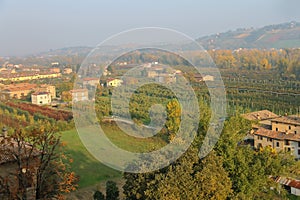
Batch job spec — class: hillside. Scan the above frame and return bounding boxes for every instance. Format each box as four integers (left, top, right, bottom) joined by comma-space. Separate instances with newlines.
197, 21, 300, 49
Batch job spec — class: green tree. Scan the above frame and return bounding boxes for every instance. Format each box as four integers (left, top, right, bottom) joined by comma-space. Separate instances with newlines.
106, 180, 119, 200
93, 190, 105, 200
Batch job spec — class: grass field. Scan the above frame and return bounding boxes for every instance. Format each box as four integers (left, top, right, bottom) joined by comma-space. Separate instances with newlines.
61, 123, 166, 188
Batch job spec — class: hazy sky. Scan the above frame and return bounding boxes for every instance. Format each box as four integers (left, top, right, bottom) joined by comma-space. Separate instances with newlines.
0, 0, 299, 56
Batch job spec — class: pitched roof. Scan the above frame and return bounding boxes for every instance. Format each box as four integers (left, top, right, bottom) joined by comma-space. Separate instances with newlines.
271, 116, 300, 126
275, 176, 300, 190
1, 83, 37, 92
70, 89, 88, 93
31, 91, 50, 96
242, 110, 279, 121
254, 127, 300, 142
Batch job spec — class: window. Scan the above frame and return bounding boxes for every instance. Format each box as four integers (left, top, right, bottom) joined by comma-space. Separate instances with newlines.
267, 138, 273, 142
289, 126, 291, 130
285, 140, 290, 145
276, 142, 280, 147
298, 149, 300, 155
258, 136, 263, 140
298, 142, 300, 148
276, 128, 278, 131
295, 131, 297, 134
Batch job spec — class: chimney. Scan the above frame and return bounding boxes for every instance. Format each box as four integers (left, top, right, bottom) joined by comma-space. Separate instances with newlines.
2, 127, 7, 138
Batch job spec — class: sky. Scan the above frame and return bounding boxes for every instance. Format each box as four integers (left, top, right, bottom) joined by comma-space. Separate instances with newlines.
0, 0, 299, 56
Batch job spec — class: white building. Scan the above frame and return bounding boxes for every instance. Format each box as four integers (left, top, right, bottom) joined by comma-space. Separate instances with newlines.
31, 92, 51, 105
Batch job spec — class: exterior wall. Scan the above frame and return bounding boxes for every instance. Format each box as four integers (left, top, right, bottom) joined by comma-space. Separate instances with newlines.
39, 85, 56, 98
63, 68, 72, 74
83, 79, 99, 87
0, 89, 32, 100
0, 73, 61, 82
0, 161, 38, 200
71, 90, 88, 101
203, 75, 214, 81
31, 93, 51, 105
254, 135, 300, 159
107, 79, 123, 87
291, 187, 300, 196
272, 122, 300, 134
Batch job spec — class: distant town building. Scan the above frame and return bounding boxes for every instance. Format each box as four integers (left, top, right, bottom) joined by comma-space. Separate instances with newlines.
203, 75, 214, 82
0, 83, 37, 100
63, 68, 72, 74
193, 74, 215, 82
70, 89, 88, 101
106, 78, 123, 87
82, 77, 99, 87
0, 83, 56, 100
50, 68, 60, 73
0, 71, 61, 82
31, 92, 51, 105
37, 85, 56, 98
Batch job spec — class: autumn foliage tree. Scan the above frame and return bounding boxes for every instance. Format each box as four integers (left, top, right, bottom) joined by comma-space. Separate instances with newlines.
0, 124, 78, 199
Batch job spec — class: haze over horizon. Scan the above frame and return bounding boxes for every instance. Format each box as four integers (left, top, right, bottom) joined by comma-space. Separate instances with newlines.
0, 0, 299, 57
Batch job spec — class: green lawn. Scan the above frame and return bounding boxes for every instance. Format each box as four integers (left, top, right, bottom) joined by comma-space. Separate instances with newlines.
61, 123, 166, 188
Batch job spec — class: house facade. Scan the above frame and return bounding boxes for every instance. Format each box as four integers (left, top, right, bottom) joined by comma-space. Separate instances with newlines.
82, 77, 99, 87
106, 78, 123, 87
0, 83, 37, 100
253, 115, 300, 159
31, 92, 51, 105
70, 89, 88, 101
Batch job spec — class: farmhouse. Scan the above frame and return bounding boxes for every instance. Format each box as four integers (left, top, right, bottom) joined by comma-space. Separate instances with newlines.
31, 92, 52, 105
251, 115, 300, 159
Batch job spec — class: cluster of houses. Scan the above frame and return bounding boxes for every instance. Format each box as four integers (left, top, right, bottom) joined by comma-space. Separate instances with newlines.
0, 64, 72, 82
242, 110, 300, 196
0, 83, 56, 105
242, 110, 300, 159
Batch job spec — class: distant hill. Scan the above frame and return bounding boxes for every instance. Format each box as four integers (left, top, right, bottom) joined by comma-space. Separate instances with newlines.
9, 21, 300, 61
197, 21, 300, 49
36, 46, 93, 57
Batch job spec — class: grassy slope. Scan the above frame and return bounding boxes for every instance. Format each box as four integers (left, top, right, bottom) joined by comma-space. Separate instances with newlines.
61, 123, 166, 188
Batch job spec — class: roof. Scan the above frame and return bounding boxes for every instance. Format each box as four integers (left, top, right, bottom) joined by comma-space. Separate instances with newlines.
1, 83, 37, 92
106, 78, 122, 82
0, 137, 40, 165
82, 77, 99, 81
241, 110, 279, 121
254, 127, 300, 142
70, 89, 88, 93
31, 91, 50, 96
275, 177, 300, 190
271, 116, 300, 126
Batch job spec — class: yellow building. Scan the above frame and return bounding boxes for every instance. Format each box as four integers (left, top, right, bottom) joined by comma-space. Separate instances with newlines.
106, 78, 123, 87
0, 83, 37, 100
